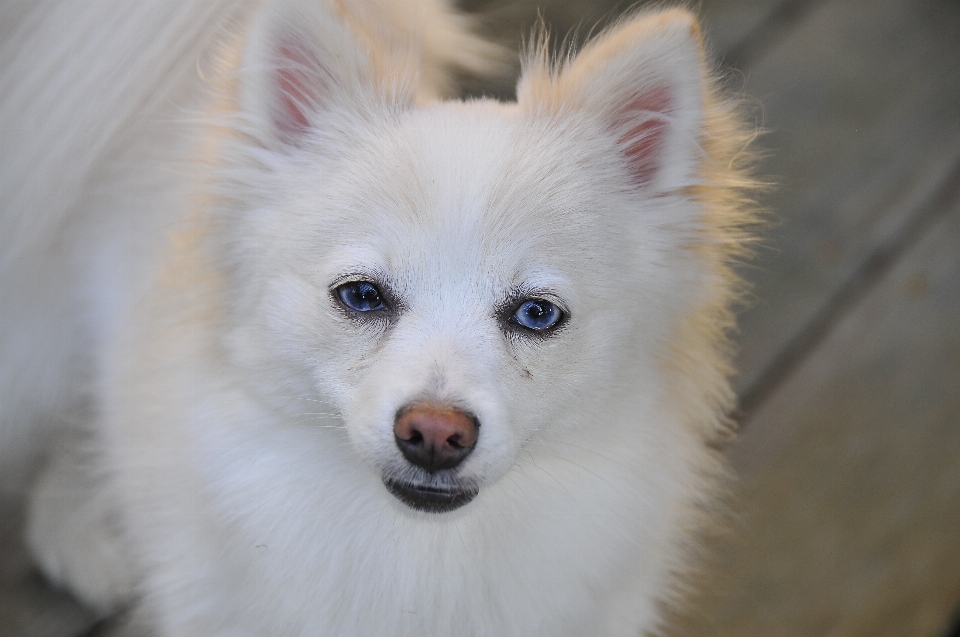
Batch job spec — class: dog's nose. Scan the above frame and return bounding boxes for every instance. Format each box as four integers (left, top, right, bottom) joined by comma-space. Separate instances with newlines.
394, 404, 478, 472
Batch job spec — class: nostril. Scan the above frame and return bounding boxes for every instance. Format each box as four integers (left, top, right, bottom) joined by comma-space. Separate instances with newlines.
393, 404, 479, 472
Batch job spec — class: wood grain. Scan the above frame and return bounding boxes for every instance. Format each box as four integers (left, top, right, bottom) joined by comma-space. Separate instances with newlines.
730, 0, 960, 399
675, 188, 960, 637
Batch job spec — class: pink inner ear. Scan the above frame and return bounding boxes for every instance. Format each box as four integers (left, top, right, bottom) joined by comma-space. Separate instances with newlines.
615, 87, 672, 186
274, 37, 330, 140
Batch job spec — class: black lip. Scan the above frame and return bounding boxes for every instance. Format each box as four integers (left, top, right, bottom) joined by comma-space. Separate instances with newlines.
384, 479, 478, 513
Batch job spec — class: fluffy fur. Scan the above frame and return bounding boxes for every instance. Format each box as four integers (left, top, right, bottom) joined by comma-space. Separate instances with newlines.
1, 1, 758, 635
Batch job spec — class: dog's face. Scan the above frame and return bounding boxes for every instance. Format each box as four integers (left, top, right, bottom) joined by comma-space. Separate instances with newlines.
222, 1, 706, 513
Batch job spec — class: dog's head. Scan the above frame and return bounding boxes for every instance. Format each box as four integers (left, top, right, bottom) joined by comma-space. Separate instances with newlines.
218, 0, 713, 514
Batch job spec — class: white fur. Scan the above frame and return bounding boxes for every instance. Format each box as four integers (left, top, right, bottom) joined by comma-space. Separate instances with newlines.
3, 1, 736, 635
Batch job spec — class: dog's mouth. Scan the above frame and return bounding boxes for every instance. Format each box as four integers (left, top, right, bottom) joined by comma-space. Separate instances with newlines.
383, 478, 479, 513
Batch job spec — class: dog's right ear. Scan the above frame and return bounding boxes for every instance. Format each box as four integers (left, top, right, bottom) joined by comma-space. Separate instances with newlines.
239, 0, 416, 148
517, 10, 706, 194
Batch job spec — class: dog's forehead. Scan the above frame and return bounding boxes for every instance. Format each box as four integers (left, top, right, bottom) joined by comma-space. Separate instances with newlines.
280, 99, 644, 306
327, 102, 614, 266
395, 100, 600, 217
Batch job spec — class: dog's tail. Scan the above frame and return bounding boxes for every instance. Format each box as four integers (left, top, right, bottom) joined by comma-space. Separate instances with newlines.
1, 1, 240, 274
2, 0, 245, 493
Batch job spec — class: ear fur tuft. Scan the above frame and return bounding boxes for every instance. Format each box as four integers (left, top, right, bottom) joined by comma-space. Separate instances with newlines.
272, 35, 334, 139
615, 85, 673, 187
517, 9, 705, 192
238, 0, 505, 148
239, 0, 412, 148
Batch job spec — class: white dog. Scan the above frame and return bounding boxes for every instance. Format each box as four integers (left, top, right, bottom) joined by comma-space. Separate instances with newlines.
1, 1, 757, 634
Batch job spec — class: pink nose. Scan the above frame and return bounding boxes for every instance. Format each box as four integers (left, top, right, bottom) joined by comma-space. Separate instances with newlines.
394, 404, 478, 472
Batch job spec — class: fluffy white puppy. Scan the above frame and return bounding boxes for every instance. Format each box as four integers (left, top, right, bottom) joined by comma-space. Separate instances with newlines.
2, 1, 757, 635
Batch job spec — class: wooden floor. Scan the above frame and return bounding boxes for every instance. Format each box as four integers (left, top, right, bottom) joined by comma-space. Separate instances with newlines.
2, 0, 959, 635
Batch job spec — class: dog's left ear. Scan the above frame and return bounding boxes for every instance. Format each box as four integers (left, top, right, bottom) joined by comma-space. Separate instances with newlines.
239, 0, 417, 149
518, 10, 705, 193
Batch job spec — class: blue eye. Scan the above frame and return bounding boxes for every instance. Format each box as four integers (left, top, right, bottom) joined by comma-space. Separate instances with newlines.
336, 281, 386, 312
511, 299, 563, 332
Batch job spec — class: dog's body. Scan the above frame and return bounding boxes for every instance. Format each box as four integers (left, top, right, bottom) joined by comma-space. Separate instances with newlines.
1, 1, 756, 635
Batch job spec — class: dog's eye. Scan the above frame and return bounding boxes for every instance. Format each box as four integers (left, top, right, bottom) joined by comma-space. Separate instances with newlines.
336, 281, 386, 312
511, 299, 564, 332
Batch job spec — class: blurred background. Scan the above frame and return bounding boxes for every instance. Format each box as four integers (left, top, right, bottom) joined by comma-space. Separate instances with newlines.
2, 0, 959, 635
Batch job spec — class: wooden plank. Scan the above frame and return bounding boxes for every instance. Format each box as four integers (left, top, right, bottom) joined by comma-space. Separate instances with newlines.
672, 190, 960, 636
738, 156, 960, 418
729, 0, 960, 399
678, 2, 960, 632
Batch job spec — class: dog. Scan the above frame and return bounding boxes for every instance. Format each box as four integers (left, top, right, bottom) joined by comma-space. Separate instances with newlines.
1, 0, 757, 634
